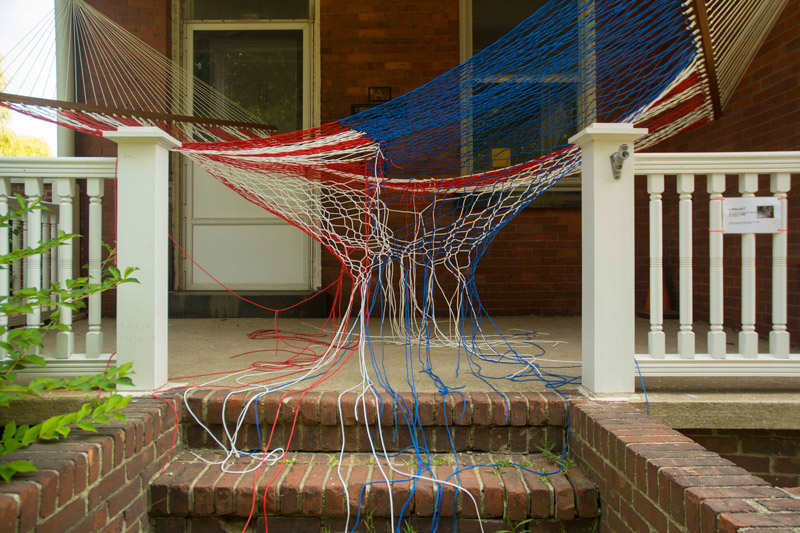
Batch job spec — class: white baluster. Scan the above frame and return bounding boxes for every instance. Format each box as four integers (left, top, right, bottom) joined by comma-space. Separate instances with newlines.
0, 178, 10, 356
41, 208, 52, 305
49, 211, 58, 311
86, 179, 104, 359
648, 174, 665, 358
739, 173, 759, 357
55, 178, 76, 358
24, 179, 44, 345
11, 217, 22, 296
707, 174, 726, 358
677, 174, 695, 358
770, 173, 790, 358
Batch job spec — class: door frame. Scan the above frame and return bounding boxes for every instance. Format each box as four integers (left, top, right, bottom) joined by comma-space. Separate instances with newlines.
178, 19, 321, 291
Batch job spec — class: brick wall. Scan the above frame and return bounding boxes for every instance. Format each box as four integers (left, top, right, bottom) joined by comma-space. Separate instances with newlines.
319, 0, 460, 124
569, 399, 800, 532
641, 0, 800, 337
77, 0, 172, 315
0, 396, 181, 532
680, 428, 800, 489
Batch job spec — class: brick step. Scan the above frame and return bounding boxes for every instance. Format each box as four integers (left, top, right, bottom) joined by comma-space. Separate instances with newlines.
182, 389, 567, 453
149, 451, 599, 532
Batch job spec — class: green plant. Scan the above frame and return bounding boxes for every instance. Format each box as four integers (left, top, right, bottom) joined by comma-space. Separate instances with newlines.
560, 457, 576, 471
401, 520, 417, 533
536, 435, 559, 465
361, 506, 376, 533
496, 516, 535, 533
430, 456, 454, 467
0, 198, 137, 481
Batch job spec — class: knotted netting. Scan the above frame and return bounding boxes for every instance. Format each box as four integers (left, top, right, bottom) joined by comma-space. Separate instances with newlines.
176, 0, 704, 346
3, 0, 784, 530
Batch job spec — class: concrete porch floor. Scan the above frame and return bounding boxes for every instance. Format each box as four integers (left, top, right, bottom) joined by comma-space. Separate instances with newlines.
41, 315, 800, 430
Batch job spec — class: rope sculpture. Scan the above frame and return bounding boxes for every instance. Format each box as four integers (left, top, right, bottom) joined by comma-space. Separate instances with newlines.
1, 0, 788, 530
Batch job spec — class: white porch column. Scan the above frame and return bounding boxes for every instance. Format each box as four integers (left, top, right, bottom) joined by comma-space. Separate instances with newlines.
569, 123, 647, 395
104, 127, 179, 391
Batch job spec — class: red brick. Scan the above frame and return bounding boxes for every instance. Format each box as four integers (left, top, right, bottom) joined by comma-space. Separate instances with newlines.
435, 464, 457, 517
506, 393, 528, 427
541, 392, 567, 426
319, 392, 340, 426
277, 460, 308, 515
253, 462, 284, 515
432, 393, 454, 426
323, 464, 346, 516
470, 393, 491, 426
453, 464, 481, 518
774, 456, 800, 475
498, 466, 526, 521
632, 490, 668, 532
565, 466, 599, 518
0, 480, 39, 532
413, 473, 436, 517
477, 467, 504, 518
35, 499, 85, 533
18, 468, 59, 519
719, 512, 800, 530
149, 461, 191, 516
758, 498, 800, 512
71, 503, 109, 533
0, 493, 19, 527
123, 491, 148, 527
191, 464, 220, 516
107, 476, 142, 517
619, 497, 649, 532
452, 394, 471, 426
126, 443, 154, 481
699, 499, 759, 532
298, 392, 321, 425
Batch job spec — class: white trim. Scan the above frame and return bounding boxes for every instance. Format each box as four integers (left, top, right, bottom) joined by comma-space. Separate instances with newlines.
181, 15, 320, 291
635, 152, 800, 175
459, 0, 472, 63
15, 354, 117, 377
635, 353, 800, 377
0, 157, 117, 179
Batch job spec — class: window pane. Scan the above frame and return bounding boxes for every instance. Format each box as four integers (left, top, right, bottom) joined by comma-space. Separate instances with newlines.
191, 0, 308, 20
193, 30, 304, 133
472, 0, 547, 54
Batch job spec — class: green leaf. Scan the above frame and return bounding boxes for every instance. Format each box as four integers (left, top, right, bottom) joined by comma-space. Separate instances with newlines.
37, 417, 60, 439
21, 426, 39, 447
77, 403, 92, 419
76, 421, 96, 432
0, 461, 37, 482
22, 355, 46, 368
2, 421, 16, 442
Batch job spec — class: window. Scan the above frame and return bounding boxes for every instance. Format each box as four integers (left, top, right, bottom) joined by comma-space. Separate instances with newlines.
461, 0, 590, 173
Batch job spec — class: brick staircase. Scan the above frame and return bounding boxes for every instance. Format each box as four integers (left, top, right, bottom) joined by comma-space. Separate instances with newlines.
149, 390, 600, 532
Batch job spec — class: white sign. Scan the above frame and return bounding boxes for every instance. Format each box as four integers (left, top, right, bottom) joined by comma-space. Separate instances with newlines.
723, 197, 782, 234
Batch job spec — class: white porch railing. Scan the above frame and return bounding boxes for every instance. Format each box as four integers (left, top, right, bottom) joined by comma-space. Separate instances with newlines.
1, 127, 178, 390
634, 152, 800, 377
572, 123, 800, 394
1, 156, 116, 374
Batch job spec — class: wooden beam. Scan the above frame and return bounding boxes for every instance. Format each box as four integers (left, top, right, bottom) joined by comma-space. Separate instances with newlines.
691, 0, 723, 119
0, 92, 278, 135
